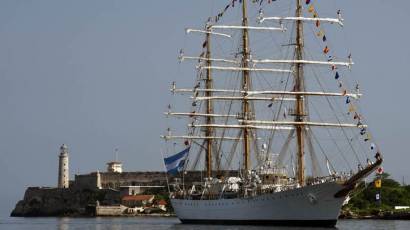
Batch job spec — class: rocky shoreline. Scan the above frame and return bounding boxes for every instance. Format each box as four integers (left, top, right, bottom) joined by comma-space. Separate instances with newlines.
10, 186, 172, 217
339, 209, 410, 220
10, 187, 119, 217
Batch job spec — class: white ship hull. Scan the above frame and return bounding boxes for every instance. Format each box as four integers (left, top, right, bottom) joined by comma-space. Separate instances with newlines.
171, 181, 346, 227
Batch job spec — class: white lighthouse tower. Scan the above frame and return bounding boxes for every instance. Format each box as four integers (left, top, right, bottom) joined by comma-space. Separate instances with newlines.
58, 144, 69, 188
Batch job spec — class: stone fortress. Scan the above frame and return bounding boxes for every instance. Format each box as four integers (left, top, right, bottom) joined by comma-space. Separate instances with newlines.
69, 148, 170, 191
32, 144, 172, 191
10, 144, 203, 216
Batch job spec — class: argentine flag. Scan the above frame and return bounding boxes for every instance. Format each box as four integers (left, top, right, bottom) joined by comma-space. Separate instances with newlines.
164, 147, 190, 175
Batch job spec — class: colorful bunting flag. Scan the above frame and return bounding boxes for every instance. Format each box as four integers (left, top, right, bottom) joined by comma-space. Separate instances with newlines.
348, 104, 355, 113
375, 179, 382, 188
335, 71, 340, 79
360, 128, 366, 135
364, 133, 372, 142
302, 1, 379, 149
323, 46, 330, 54
375, 192, 381, 201
308, 5, 314, 13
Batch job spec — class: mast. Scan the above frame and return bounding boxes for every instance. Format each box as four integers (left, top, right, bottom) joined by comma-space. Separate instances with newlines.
205, 25, 213, 178
241, 0, 251, 171
295, 0, 305, 185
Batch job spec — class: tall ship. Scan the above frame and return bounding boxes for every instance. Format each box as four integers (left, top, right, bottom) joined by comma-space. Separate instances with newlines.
161, 0, 383, 227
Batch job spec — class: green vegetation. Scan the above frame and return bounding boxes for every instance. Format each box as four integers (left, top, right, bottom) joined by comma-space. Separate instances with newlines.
344, 173, 410, 216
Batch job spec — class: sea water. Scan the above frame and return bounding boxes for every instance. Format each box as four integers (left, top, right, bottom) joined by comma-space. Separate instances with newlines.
1, 216, 409, 230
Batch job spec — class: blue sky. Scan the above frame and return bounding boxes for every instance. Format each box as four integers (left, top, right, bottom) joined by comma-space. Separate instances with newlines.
1, 0, 409, 215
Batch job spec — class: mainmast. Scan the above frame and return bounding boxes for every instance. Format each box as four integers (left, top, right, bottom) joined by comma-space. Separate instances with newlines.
295, 0, 305, 185
241, 0, 251, 171
205, 25, 213, 178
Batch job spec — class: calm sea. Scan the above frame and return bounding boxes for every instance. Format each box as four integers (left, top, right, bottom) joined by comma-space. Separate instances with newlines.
1, 216, 410, 230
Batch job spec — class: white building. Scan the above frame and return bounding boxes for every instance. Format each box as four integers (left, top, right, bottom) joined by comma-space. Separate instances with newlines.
107, 161, 123, 173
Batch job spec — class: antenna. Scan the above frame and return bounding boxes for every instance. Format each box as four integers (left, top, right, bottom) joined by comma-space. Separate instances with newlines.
114, 148, 119, 162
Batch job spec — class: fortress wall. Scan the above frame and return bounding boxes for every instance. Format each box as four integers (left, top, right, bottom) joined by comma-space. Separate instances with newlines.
70, 171, 239, 190
73, 173, 100, 190
100, 171, 168, 188
95, 205, 126, 216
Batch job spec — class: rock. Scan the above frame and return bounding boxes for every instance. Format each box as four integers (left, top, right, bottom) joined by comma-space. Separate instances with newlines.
10, 187, 120, 217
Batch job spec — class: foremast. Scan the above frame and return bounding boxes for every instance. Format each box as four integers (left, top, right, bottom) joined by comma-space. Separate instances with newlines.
295, 0, 306, 185
205, 25, 213, 178
241, 0, 251, 171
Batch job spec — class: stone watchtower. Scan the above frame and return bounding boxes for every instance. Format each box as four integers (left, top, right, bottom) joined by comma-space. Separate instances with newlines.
58, 144, 69, 188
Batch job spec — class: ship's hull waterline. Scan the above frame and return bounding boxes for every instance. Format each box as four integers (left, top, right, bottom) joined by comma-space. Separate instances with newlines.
171, 181, 346, 227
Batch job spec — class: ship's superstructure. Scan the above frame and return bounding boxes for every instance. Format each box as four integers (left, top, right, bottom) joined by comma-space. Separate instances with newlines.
162, 0, 383, 227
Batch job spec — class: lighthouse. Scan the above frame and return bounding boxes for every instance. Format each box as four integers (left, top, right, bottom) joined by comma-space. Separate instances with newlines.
58, 144, 69, 188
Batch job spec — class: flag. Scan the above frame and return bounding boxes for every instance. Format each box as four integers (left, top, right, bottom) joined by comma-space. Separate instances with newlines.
375, 179, 382, 188
335, 71, 340, 79
375, 192, 381, 201
323, 46, 330, 54
164, 147, 190, 175
348, 104, 355, 113
360, 128, 366, 135
364, 133, 371, 142
308, 5, 314, 13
